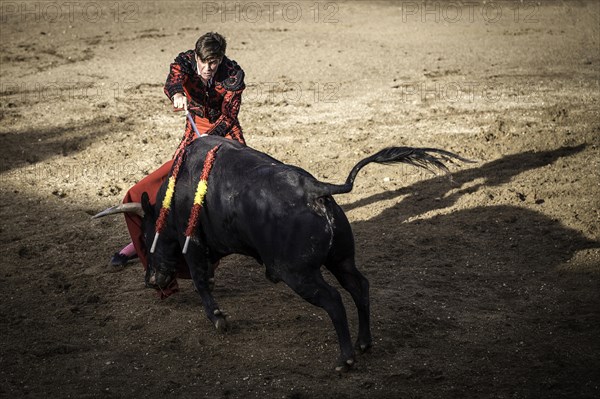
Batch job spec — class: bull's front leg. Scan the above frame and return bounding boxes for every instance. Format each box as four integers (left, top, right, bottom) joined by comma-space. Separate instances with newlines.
183, 243, 229, 333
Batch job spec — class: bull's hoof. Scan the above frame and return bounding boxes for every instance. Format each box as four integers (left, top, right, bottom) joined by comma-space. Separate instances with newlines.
355, 340, 373, 354
334, 358, 355, 373
213, 309, 230, 333
214, 317, 230, 333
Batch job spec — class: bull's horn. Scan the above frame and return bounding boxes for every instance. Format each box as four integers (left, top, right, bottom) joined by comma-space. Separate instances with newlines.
92, 203, 144, 219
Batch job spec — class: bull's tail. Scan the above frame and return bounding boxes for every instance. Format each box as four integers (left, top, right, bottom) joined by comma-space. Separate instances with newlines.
309, 146, 474, 197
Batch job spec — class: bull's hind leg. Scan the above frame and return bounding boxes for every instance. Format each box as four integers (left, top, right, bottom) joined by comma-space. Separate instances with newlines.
281, 269, 355, 372
183, 244, 229, 332
325, 257, 372, 353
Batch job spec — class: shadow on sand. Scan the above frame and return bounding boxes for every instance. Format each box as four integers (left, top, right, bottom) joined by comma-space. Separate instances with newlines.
1, 142, 598, 398
0, 115, 129, 175
344, 144, 599, 397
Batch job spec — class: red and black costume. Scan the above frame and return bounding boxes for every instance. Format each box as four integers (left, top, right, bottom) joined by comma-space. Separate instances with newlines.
122, 50, 246, 272
164, 50, 246, 148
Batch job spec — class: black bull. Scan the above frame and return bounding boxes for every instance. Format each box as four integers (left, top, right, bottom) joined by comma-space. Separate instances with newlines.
95, 135, 470, 371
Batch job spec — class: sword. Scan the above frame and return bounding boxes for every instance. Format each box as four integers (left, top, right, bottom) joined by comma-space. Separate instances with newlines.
186, 110, 202, 138
174, 106, 203, 138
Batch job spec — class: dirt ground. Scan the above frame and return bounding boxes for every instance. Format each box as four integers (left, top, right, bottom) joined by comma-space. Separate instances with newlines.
1, 0, 599, 398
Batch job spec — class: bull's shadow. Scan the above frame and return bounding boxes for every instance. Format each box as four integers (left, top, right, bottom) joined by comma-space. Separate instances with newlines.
345, 144, 597, 301
343, 144, 586, 220
345, 144, 599, 397
345, 143, 597, 308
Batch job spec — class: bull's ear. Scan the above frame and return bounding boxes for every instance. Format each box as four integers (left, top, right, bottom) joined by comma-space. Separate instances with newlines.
141, 192, 154, 217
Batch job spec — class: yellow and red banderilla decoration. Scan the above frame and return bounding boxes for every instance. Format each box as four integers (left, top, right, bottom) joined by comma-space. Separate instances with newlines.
150, 144, 221, 255
182, 144, 220, 253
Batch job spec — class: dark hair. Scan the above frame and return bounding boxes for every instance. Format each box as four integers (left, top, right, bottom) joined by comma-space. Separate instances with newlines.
195, 32, 227, 62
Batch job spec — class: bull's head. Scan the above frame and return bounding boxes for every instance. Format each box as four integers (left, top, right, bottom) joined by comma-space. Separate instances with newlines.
92, 193, 177, 290
140, 192, 179, 290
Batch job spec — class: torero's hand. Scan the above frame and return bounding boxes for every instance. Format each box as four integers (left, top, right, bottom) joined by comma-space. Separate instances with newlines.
172, 93, 188, 111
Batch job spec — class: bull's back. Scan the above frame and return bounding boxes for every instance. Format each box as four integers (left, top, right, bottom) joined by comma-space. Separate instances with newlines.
182, 137, 335, 267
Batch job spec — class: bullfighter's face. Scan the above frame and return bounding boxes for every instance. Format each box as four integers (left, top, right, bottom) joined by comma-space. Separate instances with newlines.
196, 55, 222, 84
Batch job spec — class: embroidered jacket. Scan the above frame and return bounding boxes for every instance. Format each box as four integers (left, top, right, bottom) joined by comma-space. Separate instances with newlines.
164, 50, 245, 143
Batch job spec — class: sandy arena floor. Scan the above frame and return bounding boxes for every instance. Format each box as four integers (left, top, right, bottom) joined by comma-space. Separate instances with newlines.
1, 1, 599, 398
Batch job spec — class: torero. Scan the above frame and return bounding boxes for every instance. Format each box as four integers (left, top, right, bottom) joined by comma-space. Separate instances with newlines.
110, 32, 246, 275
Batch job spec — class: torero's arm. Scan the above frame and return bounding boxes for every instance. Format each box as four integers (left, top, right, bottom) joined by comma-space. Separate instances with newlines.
164, 51, 195, 104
